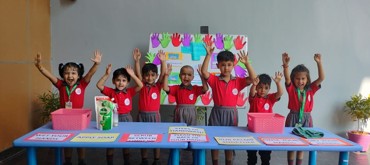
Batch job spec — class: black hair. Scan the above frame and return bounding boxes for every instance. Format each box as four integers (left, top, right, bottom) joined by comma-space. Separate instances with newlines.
217, 50, 235, 63
58, 62, 84, 80
258, 73, 272, 86
112, 68, 131, 82
141, 63, 158, 75
290, 64, 311, 89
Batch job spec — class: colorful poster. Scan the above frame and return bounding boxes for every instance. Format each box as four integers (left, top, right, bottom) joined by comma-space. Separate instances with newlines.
168, 134, 209, 142
259, 137, 309, 146
302, 138, 353, 146
168, 126, 206, 135
120, 134, 163, 142
148, 32, 249, 107
215, 136, 261, 145
71, 133, 119, 142
25, 133, 73, 142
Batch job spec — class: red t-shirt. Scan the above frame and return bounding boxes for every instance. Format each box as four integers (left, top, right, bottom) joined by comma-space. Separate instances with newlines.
168, 85, 205, 105
248, 93, 279, 113
138, 82, 162, 112
101, 86, 136, 114
286, 83, 320, 112
55, 79, 88, 108
207, 74, 249, 107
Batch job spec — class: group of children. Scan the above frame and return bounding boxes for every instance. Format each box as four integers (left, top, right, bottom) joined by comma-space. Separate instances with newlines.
35, 41, 324, 165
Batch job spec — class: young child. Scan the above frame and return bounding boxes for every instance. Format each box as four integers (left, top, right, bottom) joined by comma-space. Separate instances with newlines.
34, 50, 102, 165
201, 41, 257, 165
96, 64, 143, 165
133, 48, 166, 165
247, 72, 283, 165
163, 64, 208, 125
282, 52, 325, 165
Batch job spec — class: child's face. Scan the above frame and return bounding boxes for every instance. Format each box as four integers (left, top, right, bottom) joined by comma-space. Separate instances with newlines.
179, 67, 194, 86
112, 75, 129, 91
293, 72, 308, 90
63, 66, 80, 86
143, 71, 158, 85
217, 61, 234, 77
256, 83, 270, 97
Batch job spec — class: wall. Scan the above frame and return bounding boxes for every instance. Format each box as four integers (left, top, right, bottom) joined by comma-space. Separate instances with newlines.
0, 0, 51, 151
50, 0, 370, 134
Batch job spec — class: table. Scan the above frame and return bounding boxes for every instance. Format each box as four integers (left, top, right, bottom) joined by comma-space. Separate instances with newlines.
13, 122, 188, 165
189, 126, 362, 165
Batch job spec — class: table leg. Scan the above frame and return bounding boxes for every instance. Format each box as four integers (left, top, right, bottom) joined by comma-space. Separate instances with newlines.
170, 149, 180, 165
197, 149, 206, 165
338, 152, 349, 165
27, 147, 37, 165
55, 148, 62, 165
309, 151, 317, 165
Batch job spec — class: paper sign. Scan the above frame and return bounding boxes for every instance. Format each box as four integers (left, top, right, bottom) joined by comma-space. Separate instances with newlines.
168, 126, 206, 135
302, 138, 352, 146
259, 137, 308, 146
215, 136, 260, 145
120, 134, 162, 142
25, 133, 73, 142
168, 134, 209, 142
71, 133, 119, 142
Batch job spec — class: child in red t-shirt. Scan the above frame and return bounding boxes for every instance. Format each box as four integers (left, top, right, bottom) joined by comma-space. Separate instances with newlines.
282, 52, 325, 165
96, 64, 143, 165
34, 50, 102, 165
247, 72, 283, 165
201, 41, 257, 165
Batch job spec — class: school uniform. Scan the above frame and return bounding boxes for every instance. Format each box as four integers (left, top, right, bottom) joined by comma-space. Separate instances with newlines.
101, 86, 136, 122
55, 79, 88, 108
137, 82, 162, 122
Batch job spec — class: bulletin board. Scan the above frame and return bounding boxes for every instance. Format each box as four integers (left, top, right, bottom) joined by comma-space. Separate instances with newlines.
147, 32, 250, 107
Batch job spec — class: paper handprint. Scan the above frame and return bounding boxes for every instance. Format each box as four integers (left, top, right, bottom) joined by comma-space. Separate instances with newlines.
151, 33, 160, 48
213, 33, 224, 50
168, 94, 176, 104
160, 32, 171, 48
233, 35, 246, 50
200, 91, 213, 105
236, 92, 248, 107
146, 52, 160, 65
234, 65, 247, 78
171, 33, 182, 47
182, 33, 192, 47
202, 34, 213, 45
194, 34, 202, 43
224, 35, 234, 50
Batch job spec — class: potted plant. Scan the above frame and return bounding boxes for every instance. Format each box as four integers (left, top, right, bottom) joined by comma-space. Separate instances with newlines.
344, 94, 370, 151
37, 90, 60, 124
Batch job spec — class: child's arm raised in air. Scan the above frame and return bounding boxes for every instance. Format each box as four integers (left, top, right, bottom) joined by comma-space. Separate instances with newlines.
273, 71, 284, 99
201, 41, 215, 79
96, 64, 111, 91
197, 64, 209, 93
83, 49, 102, 83
311, 53, 325, 86
157, 50, 167, 83
282, 52, 291, 85
34, 53, 58, 84
249, 76, 259, 97
133, 48, 142, 81
162, 64, 172, 93
125, 65, 144, 92
238, 51, 257, 84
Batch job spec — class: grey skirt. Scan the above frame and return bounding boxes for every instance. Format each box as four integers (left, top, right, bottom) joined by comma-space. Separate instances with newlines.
138, 111, 161, 122
208, 106, 238, 126
119, 113, 133, 122
174, 104, 197, 126
285, 110, 313, 127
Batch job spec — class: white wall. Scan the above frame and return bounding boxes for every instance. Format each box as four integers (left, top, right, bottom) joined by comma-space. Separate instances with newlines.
50, 0, 370, 134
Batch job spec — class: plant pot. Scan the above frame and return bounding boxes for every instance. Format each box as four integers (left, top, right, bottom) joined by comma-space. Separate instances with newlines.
348, 131, 370, 152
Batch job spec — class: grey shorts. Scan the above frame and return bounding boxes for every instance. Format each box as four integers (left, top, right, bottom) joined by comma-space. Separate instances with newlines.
119, 113, 133, 122
285, 110, 313, 127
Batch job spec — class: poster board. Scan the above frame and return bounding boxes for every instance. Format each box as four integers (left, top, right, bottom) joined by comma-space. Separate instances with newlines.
148, 32, 250, 107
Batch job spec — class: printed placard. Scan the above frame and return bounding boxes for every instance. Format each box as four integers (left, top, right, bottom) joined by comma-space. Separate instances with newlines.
259, 137, 308, 146
215, 136, 261, 145
168, 134, 209, 142
120, 134, 163, 142
302, 138, 353, 146
71, 133, 119, 142
25, 133, 74, 142
168, 126, 206, 135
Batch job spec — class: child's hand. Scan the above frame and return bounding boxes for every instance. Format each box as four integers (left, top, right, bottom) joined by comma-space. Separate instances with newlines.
34, 53, 42, 69
105, 64, 112, 75
165, 63, 172, 76
204, 41, 215, 56
273, 71, 283, 83
237, 50, 249, 65
314, 53, 322, 63
125, 65, 134, 76
282, 52, 290, 66
197, 64, 203, 78
252, 77, 259, 86
91, 50, 102, 65
132, 48, 141, 62
158, 50, 166, 61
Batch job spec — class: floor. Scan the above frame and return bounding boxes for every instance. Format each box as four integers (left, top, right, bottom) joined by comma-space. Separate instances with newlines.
1, 147, 370, 165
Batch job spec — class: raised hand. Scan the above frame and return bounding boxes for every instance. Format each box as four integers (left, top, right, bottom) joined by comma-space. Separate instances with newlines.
158, 50, 166, 62
200, 91, 212, 105
233, 35, 246, 50
91, 49, 102, 64
236, 92, 248, 107
165, 63, 172, 76
237, 50, 249, 65
182, 33, 192, 47
202, 34, 213, 45
282, 52, 290, 66
34, 53, 42, 69
194, 34, 202, 43
160, 32, 171, 48
273, 72, 283, 83
125, 65, 135, 76
105, 64, 112, 75
132, 48, 141, 62
252, 77, 259, 86
197, 64, 203, 78
204, 40, 215, 55
213, 33, 224, 50
171, 33, 182, 47
314, 53, 322, 63
223, 35, 234, 50
151, 33, 160, 48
